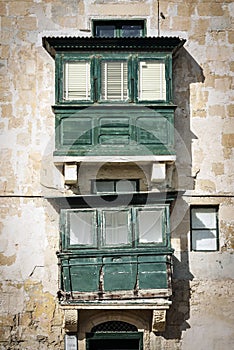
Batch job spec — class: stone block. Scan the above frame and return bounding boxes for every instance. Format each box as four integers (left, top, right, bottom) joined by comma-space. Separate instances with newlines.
227, 104, 234, 117
208, 105, 225, 118
89, 3, 150, 16
0, 326, 11, 342
177, 3, 196, 17
196, 179, 216, 192
222, 134, 234, 148
0, 3, 7, 16
212, 162, 224, 176
171, 17, 191, 32
8, 2, 31, 17
17, 17, 38, 31
228, 30, 234, 44
197, 3, 224, 16
215, 77, 232, 91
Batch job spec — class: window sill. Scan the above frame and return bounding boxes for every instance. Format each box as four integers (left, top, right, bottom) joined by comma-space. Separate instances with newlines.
53, 154, 176, 165
59, 297, 172, 309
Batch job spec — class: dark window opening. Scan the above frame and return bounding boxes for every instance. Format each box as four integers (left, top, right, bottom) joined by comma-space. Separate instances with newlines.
93, 20, 145, 38
92, 321, 138, 332
91, 179, 140, 194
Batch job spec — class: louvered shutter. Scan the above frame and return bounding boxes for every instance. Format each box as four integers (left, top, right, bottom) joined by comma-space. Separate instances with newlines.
101, 61, 128, 101
138, 61, 166, 101
64, 62, 90, 100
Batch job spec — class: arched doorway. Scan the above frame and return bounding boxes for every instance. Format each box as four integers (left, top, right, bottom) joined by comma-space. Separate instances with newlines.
86, 321, 143, 350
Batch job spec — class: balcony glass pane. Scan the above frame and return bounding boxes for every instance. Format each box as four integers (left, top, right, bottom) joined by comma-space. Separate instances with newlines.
138, 209, 163, 243
103, 210, 130, 246
69, 211, 95, 246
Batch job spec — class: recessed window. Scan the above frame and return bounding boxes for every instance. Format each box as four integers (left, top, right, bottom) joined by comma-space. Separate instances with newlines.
93, 20, 145, 38
190, 206, 219, 251
91, 179, 139, 194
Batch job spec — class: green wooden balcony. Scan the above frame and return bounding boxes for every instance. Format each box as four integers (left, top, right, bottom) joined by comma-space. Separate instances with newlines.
53, 106, 176, 157
58, 252, 172, 303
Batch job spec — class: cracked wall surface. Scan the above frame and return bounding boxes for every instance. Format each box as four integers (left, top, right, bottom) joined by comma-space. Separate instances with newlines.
0, 0, 233, 349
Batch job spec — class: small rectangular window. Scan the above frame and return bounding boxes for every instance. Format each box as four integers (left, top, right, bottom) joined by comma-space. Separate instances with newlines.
101, 60, 128, 101
138, 61, 166, 101
191, 206, 219, 251
93, 20, 145, 38
91, 179, 139, 194
64, 61, 90, 100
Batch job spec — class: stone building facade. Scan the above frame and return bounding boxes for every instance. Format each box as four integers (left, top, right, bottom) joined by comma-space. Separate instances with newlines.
0, 0, 233, 349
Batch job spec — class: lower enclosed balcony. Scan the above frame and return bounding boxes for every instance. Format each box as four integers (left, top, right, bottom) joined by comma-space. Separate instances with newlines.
58, 250, 173, 308
57, 200, 174, 309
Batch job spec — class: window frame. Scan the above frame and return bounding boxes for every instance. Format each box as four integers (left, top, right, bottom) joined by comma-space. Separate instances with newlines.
60, 205, 170, 251
97, 55, 132, 103
190, 205, 219, 252
91, 179, 140, 194
92, 19, 146, 38
56, 53, 172, 105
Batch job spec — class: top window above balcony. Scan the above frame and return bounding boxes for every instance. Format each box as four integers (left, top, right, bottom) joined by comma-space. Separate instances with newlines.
93, 20, 145, 38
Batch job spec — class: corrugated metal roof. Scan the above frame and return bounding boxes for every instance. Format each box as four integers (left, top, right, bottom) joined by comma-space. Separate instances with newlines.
43, 36, 186, 57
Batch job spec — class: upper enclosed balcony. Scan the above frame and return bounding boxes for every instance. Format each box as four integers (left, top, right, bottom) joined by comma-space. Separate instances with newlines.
43, 36, 185, 159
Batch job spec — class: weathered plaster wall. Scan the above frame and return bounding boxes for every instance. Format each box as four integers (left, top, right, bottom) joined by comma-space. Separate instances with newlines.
0, 0, 233, 349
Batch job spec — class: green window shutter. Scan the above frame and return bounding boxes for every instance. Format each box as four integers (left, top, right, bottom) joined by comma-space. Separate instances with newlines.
101, 61, 128, 101
64, 61, 90, 100
138, 61, 166, 101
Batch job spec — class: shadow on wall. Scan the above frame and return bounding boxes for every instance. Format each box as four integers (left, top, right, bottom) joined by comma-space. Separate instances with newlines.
155, 50, 205, 340
172, 47, 205, 191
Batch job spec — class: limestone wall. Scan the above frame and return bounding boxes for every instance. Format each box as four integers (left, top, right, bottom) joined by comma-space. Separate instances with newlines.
0, 1, 233, 349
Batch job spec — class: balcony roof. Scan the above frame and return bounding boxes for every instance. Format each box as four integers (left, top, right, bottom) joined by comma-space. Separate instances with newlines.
43, 36, 186, 57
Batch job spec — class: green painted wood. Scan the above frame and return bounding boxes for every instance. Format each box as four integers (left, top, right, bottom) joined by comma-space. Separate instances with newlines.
61, 117, 92, 145
55, 52, 173, 105
103, 256, 137, 291
54, 107, 175, 156
138, 255, 168, 289
59, 205, 172, 296
62, 257, 101, 292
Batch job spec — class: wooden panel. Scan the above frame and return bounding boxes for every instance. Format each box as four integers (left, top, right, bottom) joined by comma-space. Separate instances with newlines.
98, 117, 130, 145
54, 107, 175, 156
136, 117, 168, 144
61, 257, 101, 292
103, 256, 137, 291
61, 117, 92, 145
138, 255, 168, 290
